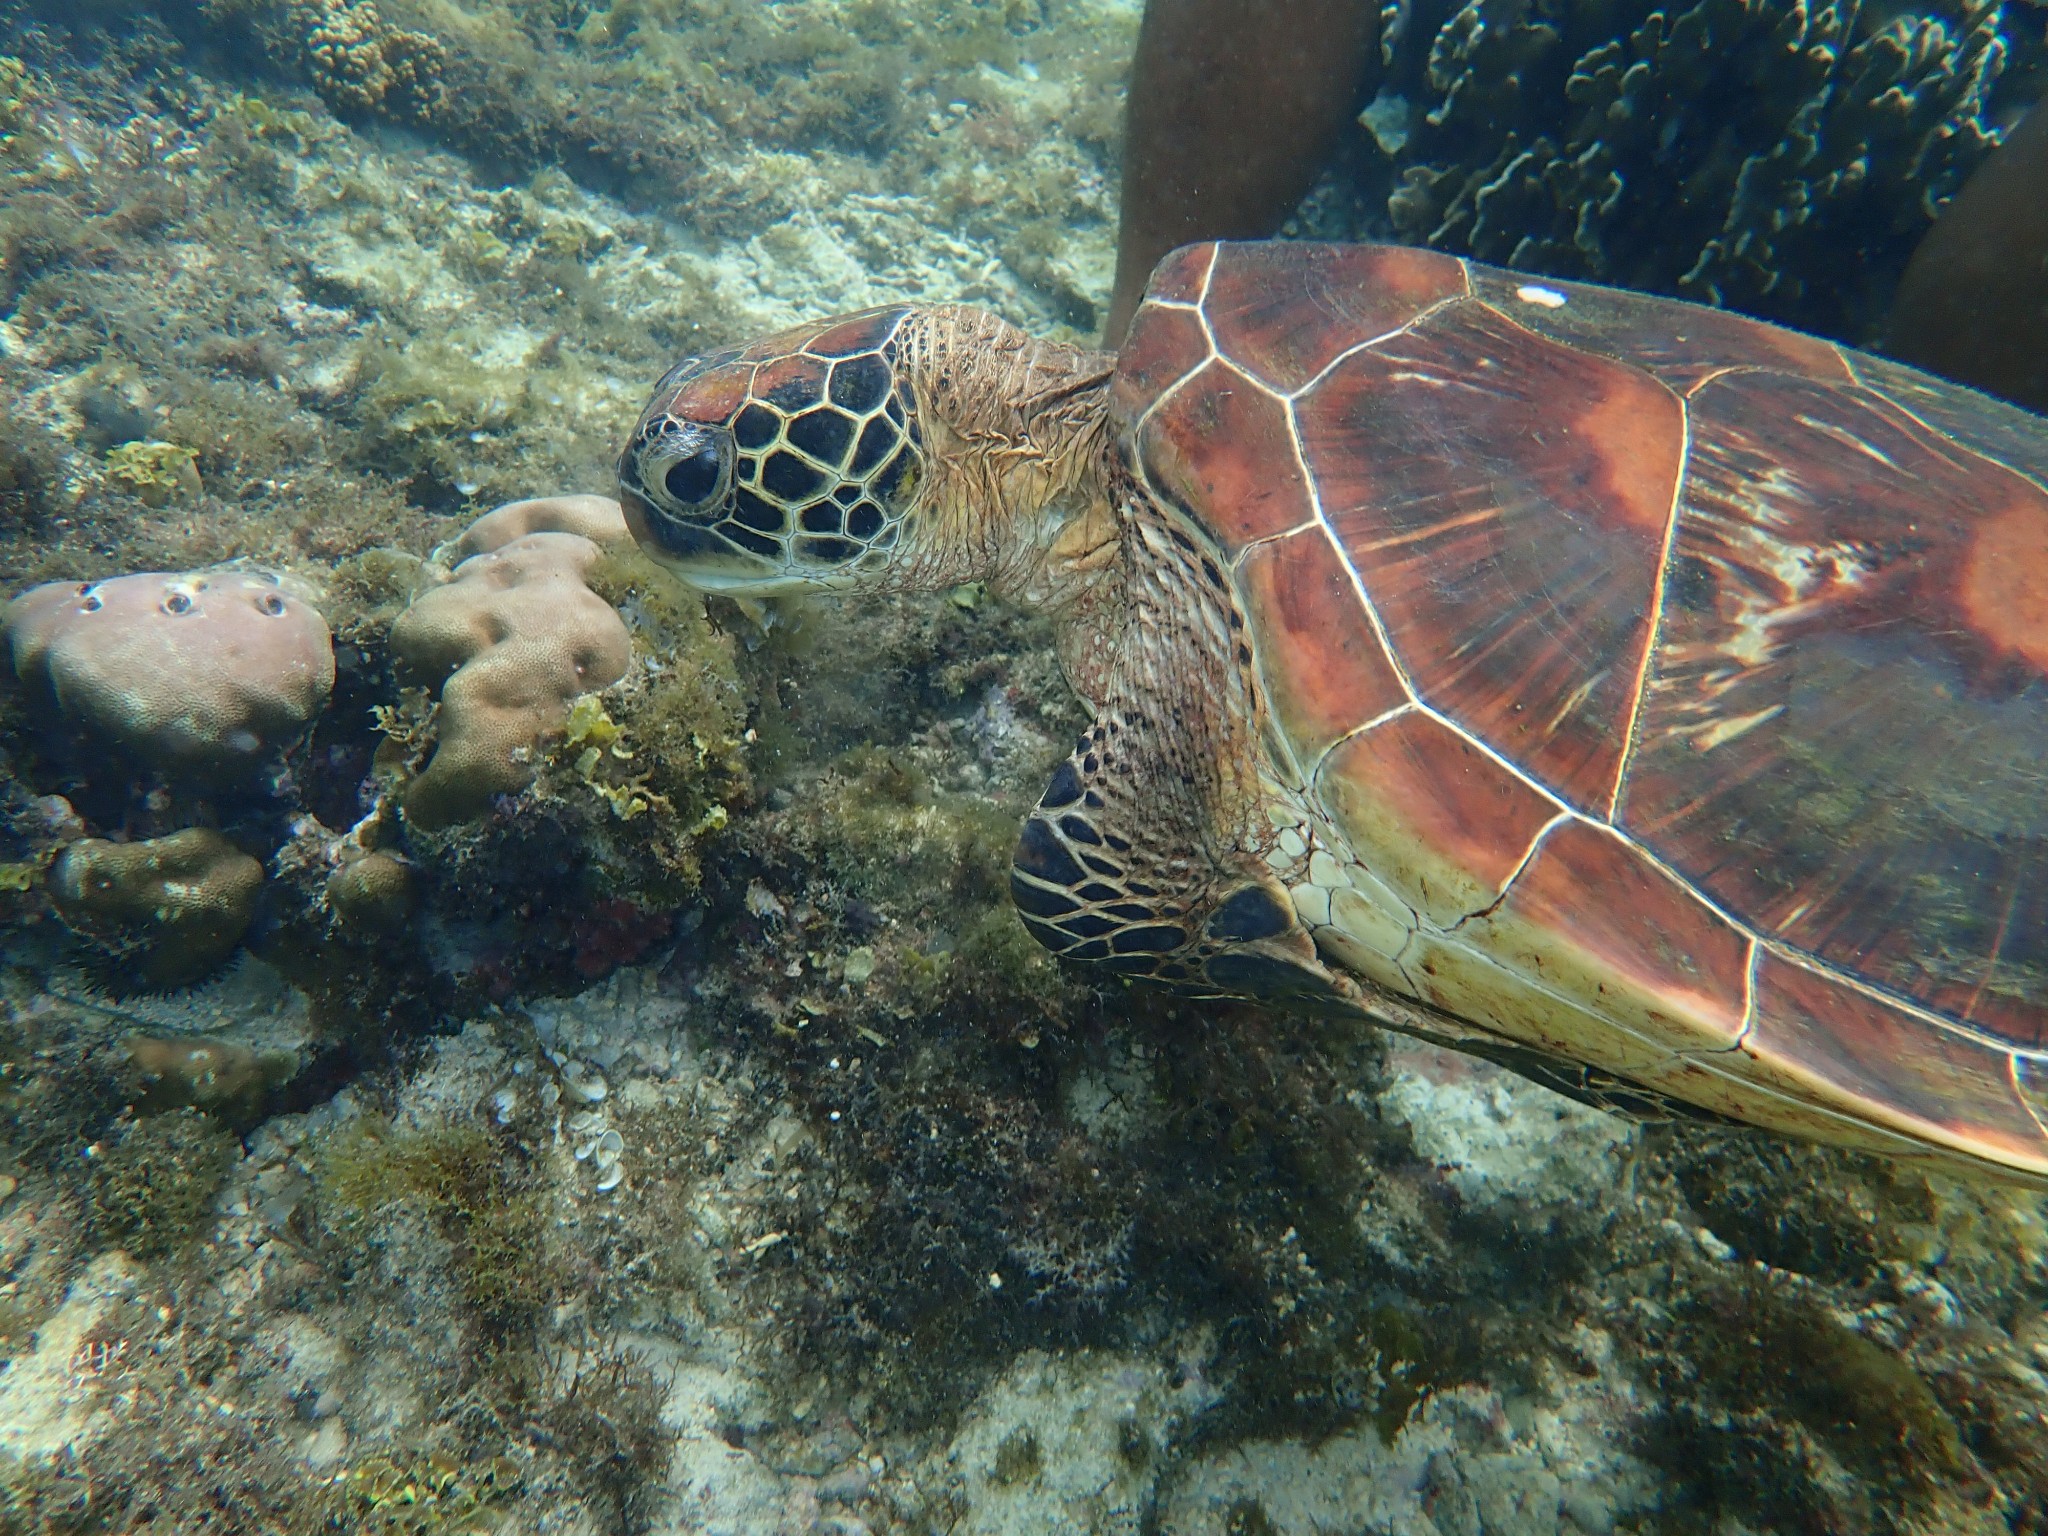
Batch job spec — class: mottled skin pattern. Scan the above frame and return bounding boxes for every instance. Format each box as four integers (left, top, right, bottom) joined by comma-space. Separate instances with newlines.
621, 242, 2048, 1186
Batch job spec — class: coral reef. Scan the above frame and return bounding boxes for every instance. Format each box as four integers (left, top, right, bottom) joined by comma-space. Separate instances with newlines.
443, 488, 631, 559
377, 503, 751, 975
4, 569, 333, 781
388, 498, 633, 829
1327, 0, 2048, 340
124, 1032, 296, 1122
2, 2, 2045, 1531
48, 829, 265, 989
323, 846, 414, 934
299, 0, 447, 120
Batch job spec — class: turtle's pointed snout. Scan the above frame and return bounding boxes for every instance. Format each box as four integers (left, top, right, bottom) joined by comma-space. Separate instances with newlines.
618, 354, 794, 590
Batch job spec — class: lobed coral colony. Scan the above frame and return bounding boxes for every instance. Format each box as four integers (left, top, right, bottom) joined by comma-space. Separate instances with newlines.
0, 1, 2044, 1532
388, 496, 636, 828
2, 490, 747, 996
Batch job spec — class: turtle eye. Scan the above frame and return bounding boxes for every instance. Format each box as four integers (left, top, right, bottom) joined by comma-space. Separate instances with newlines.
663, 442, 724, 507
638, 419, 734, 520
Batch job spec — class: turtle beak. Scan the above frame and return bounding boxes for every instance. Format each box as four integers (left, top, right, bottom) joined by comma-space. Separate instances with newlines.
617, 483, 790, 592
616, 409, 793, 591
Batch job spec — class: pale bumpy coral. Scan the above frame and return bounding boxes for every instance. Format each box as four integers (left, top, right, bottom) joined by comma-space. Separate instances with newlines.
389, 497, 633, 829
4, 570, 334, 779
49, 829, 265, 989
441, 491, 632, 562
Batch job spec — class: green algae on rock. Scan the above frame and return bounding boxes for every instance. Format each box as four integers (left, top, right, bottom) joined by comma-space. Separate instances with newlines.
85, 1106, 238, 1261
315, 1118, 560, 1340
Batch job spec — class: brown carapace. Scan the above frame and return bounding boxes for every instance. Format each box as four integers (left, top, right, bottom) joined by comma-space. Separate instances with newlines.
624, 241, 2048, 1186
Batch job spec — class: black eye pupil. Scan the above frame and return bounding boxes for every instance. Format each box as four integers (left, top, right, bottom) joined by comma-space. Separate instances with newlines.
663, 445, 724, 507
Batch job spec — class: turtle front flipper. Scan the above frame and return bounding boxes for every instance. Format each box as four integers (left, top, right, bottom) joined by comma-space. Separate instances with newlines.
1011, 731, 1365, 1013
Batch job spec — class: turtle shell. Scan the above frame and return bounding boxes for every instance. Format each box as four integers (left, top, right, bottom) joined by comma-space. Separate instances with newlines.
1118, 241, 2048, 1180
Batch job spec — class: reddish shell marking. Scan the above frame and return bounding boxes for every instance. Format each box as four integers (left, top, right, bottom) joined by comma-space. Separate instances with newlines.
1301, 299, 1684, 809
1139, 360, 1316, 555
1961, 498, 2048, 675
1617, 366, 2048, 1037
1200, 242, 1469, 393
655, 357, 755, 423
1111, 301, 1212, 430
1143, 243, 1216, 307
749, 352, 830, 405
1236, 529, 1408, 767
1318, 710, 1559, 928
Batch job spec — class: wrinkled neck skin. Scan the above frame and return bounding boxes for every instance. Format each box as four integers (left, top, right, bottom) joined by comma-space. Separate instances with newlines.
889, 306, 1119, 610
894, 306, 1268, 867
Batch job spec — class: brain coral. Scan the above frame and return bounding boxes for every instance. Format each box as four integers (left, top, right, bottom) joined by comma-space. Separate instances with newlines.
1351, 0, 2040, 340
390, 496, 633, 830
440, 491, 632, 563
51, 829, 265, 989
4, 570, 335, 780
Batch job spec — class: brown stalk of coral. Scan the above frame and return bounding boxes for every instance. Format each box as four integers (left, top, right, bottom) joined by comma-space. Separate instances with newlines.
1888, 101, 2048, 414
1101, 0, 1377, 348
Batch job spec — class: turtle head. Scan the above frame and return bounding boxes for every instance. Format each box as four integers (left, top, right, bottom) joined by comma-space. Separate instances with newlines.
618, 308, 924, 595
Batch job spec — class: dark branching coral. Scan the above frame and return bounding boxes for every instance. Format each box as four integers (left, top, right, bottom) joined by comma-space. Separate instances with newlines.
1361, 0, 2040, 339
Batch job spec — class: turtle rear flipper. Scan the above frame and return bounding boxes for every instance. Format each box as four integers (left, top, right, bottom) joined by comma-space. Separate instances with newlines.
1012, 741, 1362, 1012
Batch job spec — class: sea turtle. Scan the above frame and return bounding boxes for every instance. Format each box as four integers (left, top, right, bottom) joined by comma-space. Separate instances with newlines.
618, 240, 2048, 1185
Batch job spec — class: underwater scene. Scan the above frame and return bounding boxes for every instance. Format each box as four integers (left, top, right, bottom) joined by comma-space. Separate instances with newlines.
1, 0, 2047, 1528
